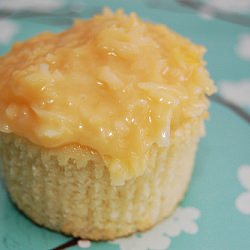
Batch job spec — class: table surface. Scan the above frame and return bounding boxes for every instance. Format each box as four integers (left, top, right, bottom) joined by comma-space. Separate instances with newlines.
0, 0, 250, 249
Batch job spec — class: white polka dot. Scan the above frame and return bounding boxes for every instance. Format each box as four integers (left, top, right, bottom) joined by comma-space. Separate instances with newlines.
236, 193, 250, 214
0, 19, 18, 45
238, 165, 250, 190
111, 206, 200, 250
236, 165, 250, 215
236, 34, 250, 61
77, 240, 91, 248
220, 80, 250, 108
163, 219, 181, 237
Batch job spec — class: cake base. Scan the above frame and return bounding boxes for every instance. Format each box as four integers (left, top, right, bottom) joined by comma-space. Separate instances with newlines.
0, 120, 203, 240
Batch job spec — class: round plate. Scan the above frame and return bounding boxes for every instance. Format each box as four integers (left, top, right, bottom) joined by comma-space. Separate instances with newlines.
0, 0, 250, 249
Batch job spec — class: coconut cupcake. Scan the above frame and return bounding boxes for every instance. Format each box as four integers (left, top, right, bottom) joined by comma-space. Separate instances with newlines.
0, 9, 215, 240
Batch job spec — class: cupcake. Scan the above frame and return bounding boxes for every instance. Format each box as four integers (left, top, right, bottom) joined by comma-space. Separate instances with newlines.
0, 9, 215, 240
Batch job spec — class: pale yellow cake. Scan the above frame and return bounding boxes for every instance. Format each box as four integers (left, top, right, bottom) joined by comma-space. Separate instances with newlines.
0, 9, 215, 240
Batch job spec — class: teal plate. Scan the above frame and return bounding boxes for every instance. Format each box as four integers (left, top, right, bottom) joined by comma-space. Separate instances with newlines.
0, 1, 250, 249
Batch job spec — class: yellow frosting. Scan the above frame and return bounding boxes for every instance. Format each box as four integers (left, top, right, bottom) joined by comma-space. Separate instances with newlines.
0, 9, 215, 184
